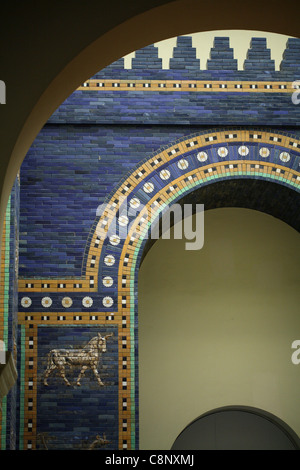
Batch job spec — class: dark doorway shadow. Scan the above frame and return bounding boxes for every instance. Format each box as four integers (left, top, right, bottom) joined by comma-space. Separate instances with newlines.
171, 406, 300, 450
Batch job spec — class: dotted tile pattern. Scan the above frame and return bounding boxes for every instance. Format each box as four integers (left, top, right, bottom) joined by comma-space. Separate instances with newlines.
1, 36, 300, 450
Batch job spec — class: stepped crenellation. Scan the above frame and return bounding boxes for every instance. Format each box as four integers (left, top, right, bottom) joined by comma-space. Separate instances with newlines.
169, 35, 200, 70
131, 43, 163, 70
207, 37, 238, 71
280, 37, 300, 73
243, 37, 275, 71
93, 35, 300, 79
50, 34, 300, 127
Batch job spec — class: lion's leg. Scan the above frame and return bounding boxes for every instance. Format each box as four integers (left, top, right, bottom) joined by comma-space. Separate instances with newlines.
58, 365, 71, 386
44, 364, 56, 386
91, 364, 104, 386
76, 365, 88, 386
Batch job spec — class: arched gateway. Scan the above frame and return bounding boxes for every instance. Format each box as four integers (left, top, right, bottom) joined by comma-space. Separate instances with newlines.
18, 129, 300, 449
2, 33, 298, 449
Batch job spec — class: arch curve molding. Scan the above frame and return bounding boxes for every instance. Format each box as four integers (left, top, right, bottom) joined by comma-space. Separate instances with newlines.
87, 128, 300, 290
85, 128, 300, 449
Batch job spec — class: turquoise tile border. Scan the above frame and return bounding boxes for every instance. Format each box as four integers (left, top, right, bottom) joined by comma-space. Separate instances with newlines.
1, 397, 7, 449
1, 196, 11, 449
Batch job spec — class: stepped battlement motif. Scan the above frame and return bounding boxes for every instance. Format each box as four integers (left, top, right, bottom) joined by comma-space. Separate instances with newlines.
93, 35, 300, 77
49, 36, 300, 127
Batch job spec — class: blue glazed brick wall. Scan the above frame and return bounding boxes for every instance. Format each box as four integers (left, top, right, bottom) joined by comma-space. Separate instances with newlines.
19, 36, 300, 277
48, 36, 300, 126
36, 325, 118, 450
14, 35, 300, 450
19, 124, 300, 278
19, 125, 202, 277
48, 89, 300, 126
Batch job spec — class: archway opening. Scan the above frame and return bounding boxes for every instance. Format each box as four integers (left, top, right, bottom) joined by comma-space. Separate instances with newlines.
171, 406, 300, 450
138, 207, 300, 449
